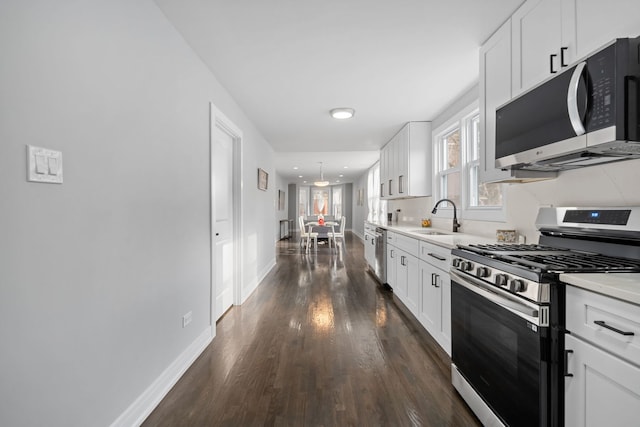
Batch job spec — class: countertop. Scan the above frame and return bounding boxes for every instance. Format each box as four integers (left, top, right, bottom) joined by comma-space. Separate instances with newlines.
366, 221, 496, 249
560, 273, 640, 306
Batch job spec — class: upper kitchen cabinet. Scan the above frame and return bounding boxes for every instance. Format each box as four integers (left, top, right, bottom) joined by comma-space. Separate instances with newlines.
380, 122, 431, 199
479, 20, 514, 183
511, 0, 574, 96
572, 0, 640, 60
512, 0, 640, 96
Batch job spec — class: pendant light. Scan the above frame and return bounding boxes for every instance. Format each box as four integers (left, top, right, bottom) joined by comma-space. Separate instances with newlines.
314, 162, 330, 187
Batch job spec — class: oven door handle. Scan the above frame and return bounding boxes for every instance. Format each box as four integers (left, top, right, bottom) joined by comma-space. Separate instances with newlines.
451, 270, 543, 324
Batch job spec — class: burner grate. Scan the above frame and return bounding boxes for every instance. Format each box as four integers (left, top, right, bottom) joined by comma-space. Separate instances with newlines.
503, 252, 640, 273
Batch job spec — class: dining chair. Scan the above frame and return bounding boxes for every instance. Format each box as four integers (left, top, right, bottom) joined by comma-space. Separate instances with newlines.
298, 216, 318, 252
327, 216, 346, 247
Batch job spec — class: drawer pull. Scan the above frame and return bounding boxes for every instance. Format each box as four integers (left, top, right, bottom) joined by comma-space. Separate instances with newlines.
594, 320, 635, 336
564, 349, 574, 377
428, 252, 446, 261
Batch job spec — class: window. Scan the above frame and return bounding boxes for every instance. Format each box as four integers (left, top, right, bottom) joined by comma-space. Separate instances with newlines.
434, 102, 504, 221
298, 187, 308, 217
367, 162, 386, 223
332, 186, 342, 218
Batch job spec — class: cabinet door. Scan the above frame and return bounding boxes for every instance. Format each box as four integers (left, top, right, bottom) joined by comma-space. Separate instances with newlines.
395, 249, 409, 302
419, 261, 440, 333
364, 233, 375, 268
396, 124, 409, 196
379, 145, 387, 198
386, 245, 396, 289
573, 0, 640, 60
388, 136, 396, 198
404, 253, 420, 316
565, 334, 640, 427
512, 0, 564, 95
479, 20, 514, 183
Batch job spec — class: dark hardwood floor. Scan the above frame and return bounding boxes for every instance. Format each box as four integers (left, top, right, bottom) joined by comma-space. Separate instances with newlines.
143, 232, 480, 426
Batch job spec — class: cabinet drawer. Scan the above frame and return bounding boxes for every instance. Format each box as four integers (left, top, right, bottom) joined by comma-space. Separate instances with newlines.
394, 234, 419, 257
419, 241, 451, 271
566, 286, 640, 366
386, 231, 396, 245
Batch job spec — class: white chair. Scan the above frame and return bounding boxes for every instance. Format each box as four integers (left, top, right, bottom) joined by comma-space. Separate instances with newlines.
298, 216, 318, 252
327, 216, 346, 247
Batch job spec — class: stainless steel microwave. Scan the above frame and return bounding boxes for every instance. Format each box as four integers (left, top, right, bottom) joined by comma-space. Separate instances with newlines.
496, 37, 640, 171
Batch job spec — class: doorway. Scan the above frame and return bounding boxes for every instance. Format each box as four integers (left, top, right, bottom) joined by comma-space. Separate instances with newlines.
210, 102, 242, 331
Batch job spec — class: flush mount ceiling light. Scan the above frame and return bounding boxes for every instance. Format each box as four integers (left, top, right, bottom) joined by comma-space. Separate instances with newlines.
330, 108, 355, 120
314, 162, 330, 187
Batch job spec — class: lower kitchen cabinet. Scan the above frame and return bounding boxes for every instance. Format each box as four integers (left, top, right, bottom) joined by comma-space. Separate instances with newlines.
419, 260, 452, 355
397, 250, 420, 314
565, 334, 640, 426
564, 285, 640, 426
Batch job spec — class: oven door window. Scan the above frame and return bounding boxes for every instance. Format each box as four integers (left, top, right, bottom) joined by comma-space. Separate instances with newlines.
452, 280, 548, 427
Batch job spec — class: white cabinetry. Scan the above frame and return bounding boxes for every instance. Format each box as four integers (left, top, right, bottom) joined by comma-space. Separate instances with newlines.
389, 234, 420, 308
364, 223, 376, 269
564, 286, 640, 426
386, 231, 396, 290
379, 122, 431, 199
479, 20, 514, 183
418, 241, 452, 355
511, 0, 575, 95
573, 0, 640, 61
512, 0, 640, 95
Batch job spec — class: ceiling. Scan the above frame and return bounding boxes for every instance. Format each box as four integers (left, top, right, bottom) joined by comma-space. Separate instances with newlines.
156, 0, 524, 184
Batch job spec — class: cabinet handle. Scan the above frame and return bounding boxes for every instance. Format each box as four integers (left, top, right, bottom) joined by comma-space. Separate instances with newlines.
594, 320, 635, 336
390, 249, 395, 258
564, 349, 574, 377
434, 274, 440, 288
380, 183, 384, 197
431, 273, 436, 286
365, 235, 368, 241
550, 53, 558, 74
401, 255, 406, 266
389, 179, 393, 195
560, 47, 568, 67
428, 252, 446, 261
398, 175, 404, 194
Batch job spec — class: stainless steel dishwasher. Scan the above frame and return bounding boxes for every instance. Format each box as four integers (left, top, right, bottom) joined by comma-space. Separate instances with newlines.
373, 227, 387, 284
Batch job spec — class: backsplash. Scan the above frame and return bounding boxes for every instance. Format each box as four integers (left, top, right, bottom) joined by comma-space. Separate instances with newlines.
389, 158, 640, 244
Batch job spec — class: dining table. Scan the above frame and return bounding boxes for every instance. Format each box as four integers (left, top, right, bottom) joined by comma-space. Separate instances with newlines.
305, 220, 339, 252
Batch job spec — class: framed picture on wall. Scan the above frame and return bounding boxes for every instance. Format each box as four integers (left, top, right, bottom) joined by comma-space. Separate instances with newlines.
258, 168, 268, 191
278, 190, 285, 210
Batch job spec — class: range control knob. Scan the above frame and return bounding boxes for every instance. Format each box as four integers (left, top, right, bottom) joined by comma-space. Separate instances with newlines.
461, 261, 474, 272
476, 267, 490, 278
509, 279, 527, 293
452, 258, 461, 268
495, 274, 508, 287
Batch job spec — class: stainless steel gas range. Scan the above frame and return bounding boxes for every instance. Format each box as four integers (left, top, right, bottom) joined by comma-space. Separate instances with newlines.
449, 207, 640, 427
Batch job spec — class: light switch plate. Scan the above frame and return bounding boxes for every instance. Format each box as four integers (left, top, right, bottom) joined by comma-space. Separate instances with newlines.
27, 145, 63, 184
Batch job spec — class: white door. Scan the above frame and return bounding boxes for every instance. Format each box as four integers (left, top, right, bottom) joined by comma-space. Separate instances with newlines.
212, 122, 234, 321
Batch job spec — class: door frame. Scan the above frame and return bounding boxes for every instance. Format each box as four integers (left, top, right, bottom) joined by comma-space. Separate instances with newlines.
210, 102, 243, 336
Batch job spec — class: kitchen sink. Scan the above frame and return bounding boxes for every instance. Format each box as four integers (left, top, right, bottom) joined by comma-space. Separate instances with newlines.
410, 230, 450, 236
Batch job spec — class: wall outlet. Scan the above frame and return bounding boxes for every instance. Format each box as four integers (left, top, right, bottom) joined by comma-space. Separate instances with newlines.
182, 311, 192, 328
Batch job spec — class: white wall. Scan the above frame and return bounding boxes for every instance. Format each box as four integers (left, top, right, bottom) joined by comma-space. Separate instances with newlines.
0, 1, 275, 426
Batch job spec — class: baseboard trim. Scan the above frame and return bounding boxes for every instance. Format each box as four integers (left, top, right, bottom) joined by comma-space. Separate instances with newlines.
241, 258, 276, 303
110, 326, 213, 427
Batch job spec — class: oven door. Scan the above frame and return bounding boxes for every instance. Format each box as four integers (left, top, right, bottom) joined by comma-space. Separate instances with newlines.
451, 270, 550, 427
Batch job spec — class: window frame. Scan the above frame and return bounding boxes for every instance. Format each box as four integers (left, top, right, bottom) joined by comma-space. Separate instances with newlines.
432, 101, 506, 222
